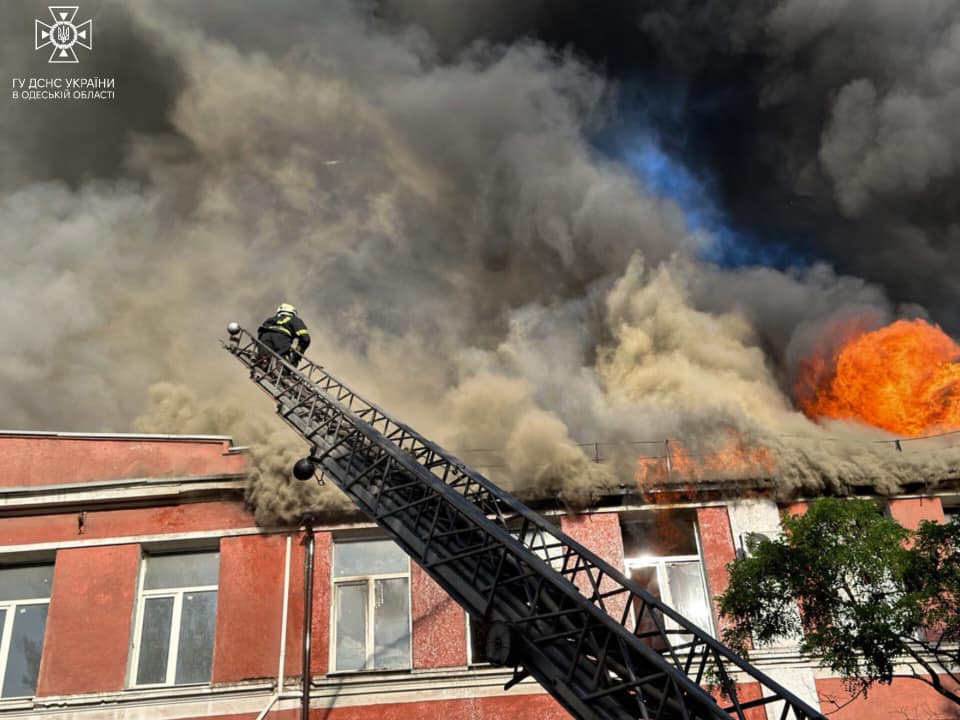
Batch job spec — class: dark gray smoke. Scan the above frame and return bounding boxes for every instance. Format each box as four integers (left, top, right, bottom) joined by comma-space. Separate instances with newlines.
2, 0, 957, 521
378, 0, 960, 332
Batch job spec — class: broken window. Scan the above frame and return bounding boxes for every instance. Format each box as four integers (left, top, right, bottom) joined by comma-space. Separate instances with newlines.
621, 510, 714, 646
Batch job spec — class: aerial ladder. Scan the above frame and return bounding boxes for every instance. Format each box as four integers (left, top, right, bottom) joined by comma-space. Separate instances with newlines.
223, 325, 826, 720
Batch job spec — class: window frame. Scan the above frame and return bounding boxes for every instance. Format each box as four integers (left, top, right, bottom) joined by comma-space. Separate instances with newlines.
623, 519, 715, 638
128, 550, 219, 689
465, 613, 490, 667
329, 537, 412, 673
0, 564, 53, 699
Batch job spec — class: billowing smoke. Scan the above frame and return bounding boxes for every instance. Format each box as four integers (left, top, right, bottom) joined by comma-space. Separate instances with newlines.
132, 383, 355, 525
390, 0, 960, 329
3, 0, 958, 524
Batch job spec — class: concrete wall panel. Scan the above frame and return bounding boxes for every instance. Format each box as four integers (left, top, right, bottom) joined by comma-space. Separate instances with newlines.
212, 534, 286, 683
889, 496, 945, 530
411, 562, 467, 669
0, 501, 253, 547
816, 676, 959, 719
561, 512, 627, 621
310, 531, 331, 676
696, 506, 736, 632
0, 435, 246, 487
315, 692, 566, 720
36, 544, 140, 695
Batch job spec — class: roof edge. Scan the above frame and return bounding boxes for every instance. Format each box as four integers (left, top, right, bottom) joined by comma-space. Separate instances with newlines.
0, 429, 237, 443
0, 472, 248, 497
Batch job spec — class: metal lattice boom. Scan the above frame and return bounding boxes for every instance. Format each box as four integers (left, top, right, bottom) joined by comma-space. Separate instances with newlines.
224, 328, 825, 720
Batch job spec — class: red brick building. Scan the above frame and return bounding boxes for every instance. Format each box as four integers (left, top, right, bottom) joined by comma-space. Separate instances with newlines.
0, 430, 957, 719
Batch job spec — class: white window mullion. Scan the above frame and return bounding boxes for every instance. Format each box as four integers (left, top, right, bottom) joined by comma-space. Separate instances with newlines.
329, 581, 338, 672
165, 592, 184, 685
690, 526, 716, 634
693, 520, 706, 561
464, 613, 472, 665
129, 554, 148, 686
653, 562, 671, 630
333, 572, 407, 583
146, 583, 217, 594
366, 578, 375, 669
0, 603, 16, 691
405, 566, 412, 668
129, 594, 144, 685
659, 563, 672, 605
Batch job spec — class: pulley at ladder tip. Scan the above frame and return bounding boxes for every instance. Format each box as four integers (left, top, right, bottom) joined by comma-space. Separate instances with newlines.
293, 457, 316, 481
226, 321, 241, 338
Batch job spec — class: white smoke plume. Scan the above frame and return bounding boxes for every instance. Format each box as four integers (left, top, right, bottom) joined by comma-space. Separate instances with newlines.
2, 0, 957, 523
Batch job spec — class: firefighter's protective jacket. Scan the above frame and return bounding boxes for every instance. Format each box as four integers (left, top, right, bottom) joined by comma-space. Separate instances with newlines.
258, 312, 311, 352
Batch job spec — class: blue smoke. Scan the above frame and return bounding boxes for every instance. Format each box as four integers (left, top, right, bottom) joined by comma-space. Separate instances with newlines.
618, 134, 811, 269
594, 83, 815, 269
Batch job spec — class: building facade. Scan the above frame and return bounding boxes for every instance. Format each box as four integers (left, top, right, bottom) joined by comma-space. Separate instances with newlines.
0, 430, 956, 720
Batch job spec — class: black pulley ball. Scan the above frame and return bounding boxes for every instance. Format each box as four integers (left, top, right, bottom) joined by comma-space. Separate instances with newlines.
485, 621, 517, 666
293, 457, 316, 481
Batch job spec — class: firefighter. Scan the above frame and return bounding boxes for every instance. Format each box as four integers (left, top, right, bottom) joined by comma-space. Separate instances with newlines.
257, 303, 311, 367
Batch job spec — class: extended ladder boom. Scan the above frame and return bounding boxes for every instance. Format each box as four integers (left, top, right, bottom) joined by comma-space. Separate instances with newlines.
224, 328, 825, 720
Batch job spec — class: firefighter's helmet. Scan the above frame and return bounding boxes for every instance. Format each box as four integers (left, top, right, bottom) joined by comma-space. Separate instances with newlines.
276, 303, 297, 315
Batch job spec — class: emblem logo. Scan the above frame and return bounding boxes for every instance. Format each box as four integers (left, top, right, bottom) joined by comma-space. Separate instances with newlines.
35, 6, 92, 64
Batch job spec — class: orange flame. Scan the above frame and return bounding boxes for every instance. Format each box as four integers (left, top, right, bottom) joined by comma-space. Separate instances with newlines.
796, 318, 960, 436
635, 431, 777, 487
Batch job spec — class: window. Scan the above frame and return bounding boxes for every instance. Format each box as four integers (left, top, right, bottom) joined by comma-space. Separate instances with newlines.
467, 614, 489, 665
332, 538, 410, 672
516, 523, 566, 571
0, 565, 52, 698
130, 551, 219, 687
621, 510, 714, 645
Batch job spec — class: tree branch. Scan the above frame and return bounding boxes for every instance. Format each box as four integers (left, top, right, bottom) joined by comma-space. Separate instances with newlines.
898, 640, 960, 706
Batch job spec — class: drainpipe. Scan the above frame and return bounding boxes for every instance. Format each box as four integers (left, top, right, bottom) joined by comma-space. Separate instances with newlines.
301, 518, 316, 720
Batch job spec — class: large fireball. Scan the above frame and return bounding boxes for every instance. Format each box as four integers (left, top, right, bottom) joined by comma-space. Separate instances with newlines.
796, 319, 960, 436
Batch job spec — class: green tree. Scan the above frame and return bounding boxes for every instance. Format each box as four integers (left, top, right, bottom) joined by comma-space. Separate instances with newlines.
718, 497, 960, 706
